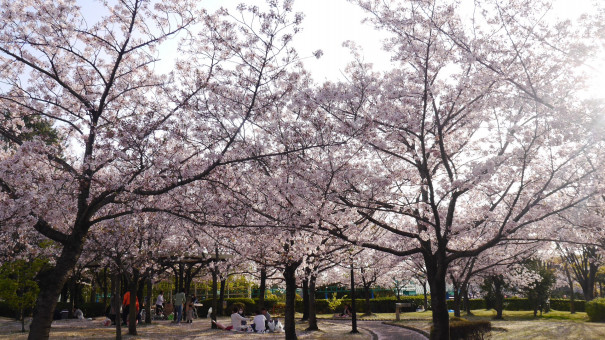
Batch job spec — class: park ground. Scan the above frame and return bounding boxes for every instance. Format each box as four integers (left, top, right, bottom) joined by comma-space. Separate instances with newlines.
1, 310, 605, 339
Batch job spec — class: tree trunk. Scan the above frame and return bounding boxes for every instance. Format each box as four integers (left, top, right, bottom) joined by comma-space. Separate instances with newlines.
102, 268, 109, 306
218, 278, 226, 316
493, 277, 504, 320
422, 280, 428, 310
463, 285, 472, 315
113, 273, 122, 340
128, 277, 138, 335
90, 273, 97, 303
306, 275, 319, 331
452, 283, 461, 317
427, 262, 449, 340
350, 264, 358, 333
363, 285, 372, 316
210, 269, 218, 328
28, 243, 83, 340
20, 307, 25, 332
301, 277, 309, 321
145, 278, 152, 324
258, 266, 267, 308
284, 262, 300, 340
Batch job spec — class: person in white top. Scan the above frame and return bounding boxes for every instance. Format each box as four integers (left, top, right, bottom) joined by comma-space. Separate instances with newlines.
155, 291, 164, 316
230, 307, 248, 331
252, 310, 266, 333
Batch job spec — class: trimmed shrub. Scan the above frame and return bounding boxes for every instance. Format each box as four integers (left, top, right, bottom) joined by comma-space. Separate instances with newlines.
446, 299, 485, 311
586, 298, 605, 322
448, 317, 492, 340
549, 299, 585, 312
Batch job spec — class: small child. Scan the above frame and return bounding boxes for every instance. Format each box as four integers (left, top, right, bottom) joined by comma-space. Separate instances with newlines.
185, 298, 194, 323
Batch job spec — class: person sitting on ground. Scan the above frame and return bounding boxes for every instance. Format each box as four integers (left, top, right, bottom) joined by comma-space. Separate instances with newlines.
252, 309, 266, 333
231, 306, 248, 331
211, 319, 233, 331
261, 308, 274, 330
340, 304, 352, 317
73, 307, 84, 320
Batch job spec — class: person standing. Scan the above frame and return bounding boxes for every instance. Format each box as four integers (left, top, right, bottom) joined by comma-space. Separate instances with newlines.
122, 291, 139, 325
155, 291, 165, 316
173, 290, 186, 324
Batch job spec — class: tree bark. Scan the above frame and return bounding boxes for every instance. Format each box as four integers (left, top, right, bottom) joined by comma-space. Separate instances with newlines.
145, 277, 152, 324
427, 259, 449, 340
28, 243, 83, 340
258, 266, 267, 308
211, 268, 218, 328
128, 276, 138, 335
218, 278, 226, 316
102, 268, 109, 306
301, 277, 309, 321
350, 264, 358, 334
113, 273, 122, 340
90, 273, 97, 303
463, 285, 472, 315
284, 261, 300, 340
422, 280, 428, 310
306, 275, 319, 331
363, 285, 372, 316
452, 281, 461, 317
493, 276, 504, 320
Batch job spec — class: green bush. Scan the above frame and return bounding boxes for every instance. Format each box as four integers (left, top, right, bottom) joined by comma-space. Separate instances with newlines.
446, 299, 485, 310
448, 317, 492, 340
549, 299, 585, 312
0, 300, 17, 318
586, 298, 605, 322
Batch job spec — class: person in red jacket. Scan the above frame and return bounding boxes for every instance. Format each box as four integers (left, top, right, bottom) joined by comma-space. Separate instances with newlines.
122, 291, 140, 325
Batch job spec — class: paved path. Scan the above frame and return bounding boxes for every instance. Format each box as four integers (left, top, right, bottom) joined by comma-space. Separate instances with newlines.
334, 320, 428, 340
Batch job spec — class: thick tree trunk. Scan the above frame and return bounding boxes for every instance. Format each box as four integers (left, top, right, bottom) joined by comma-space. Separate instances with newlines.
145, 278, 152, 324
128, 278, 138, 335
301, 277, 309, 321
113, 273, 122, 340
284, 262, 300, 340
28, 243, 83, 340
258, 266, 267, 308
306, 275, 319, 331
427, 264, 449, 340
218, 278, 226, 316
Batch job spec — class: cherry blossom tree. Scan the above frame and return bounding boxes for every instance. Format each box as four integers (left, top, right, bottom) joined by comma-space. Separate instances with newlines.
0, 1, 315, 338
314, 1, 605, 338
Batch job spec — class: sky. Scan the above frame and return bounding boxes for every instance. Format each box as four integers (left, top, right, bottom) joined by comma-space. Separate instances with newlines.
193, 0, 603, 96
72, 0, 605, 95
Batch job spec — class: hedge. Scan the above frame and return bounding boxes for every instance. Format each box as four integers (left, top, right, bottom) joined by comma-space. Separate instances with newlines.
447, 317, 492, 340
446, 299, 485, 310
549, 299, 585, 312
586, 298, 605, 322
